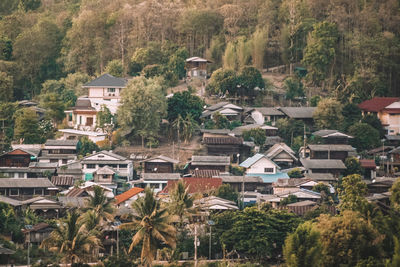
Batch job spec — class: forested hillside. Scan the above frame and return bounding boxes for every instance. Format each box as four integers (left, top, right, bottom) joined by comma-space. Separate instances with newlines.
0, 0, 399, 102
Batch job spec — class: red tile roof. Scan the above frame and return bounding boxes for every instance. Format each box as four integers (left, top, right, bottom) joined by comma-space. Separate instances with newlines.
115, 187, 144, 205
359, 159, 376, 169
162, 178, 222, 194
358, 97, 399, 112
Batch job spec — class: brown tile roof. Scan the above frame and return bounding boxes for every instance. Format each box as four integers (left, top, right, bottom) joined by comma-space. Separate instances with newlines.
359, 159, 376, 169
115, 187, 144, 205
65, 187, 86, 197
51, 176, 75, 186
358, 97, 399, 112
162, 178, 222, 194
193, 169, 220, 178
203, 136, 243, 145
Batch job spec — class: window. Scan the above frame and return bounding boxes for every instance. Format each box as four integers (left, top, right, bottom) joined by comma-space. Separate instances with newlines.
10, 188, 19, 196
119, 164, 127, 169
62, 159, 68, 164
18, 172, 25, 178
107, 88, 116, 93
34, 188, 43, 195
150, 183, 160, 189
0, 189, 5, 195
86, 117, 93, 126
102, 175, 109, 179
68, 113, 72, 122
79, 116, 82, 125
86, 164, 96, 169
264, 168, 274, 173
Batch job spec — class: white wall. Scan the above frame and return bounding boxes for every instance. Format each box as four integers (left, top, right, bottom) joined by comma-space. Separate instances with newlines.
246, 157, 277, 174
251, 110, 265, 125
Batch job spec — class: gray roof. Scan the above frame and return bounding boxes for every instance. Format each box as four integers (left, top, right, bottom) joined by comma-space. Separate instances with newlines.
287, 200, 318, 207
0, 178, 55, 188
45, 139, 79, 147
0, 246, 15, 255
205, 102, 230, 111
253, 107, 284, 116
0, 195, 22, 206
83, 73, 127, 88
240, 153, 280, 169
278, 107, 316, 119
141, 155, 179, 164
312, 130, 353, 138
304, 173, 336, 181
308, 144, 355, 152
58, 196, 88, 208
219, 175, 264, 183
29, 162, 59, 168
141, 173, 181, 180
72, 98, 95, 110
81, 150, 130, 163
300, 158, 346, 169
385, 135, 400, 141
265, 136, 282, 146
191, 155, 230, 166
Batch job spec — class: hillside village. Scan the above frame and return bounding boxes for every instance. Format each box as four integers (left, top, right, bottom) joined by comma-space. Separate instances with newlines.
1, 0, 400, 266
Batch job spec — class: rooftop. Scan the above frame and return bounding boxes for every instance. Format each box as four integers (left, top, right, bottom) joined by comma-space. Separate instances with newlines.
253, 107, 284, 116
0, 178, 55, 188
191, 155, 230, 166
162, 178, 222, 194
278, 107, 316, 119
239, 153, 280, 169
141, 173, 181, 180
300, 158, 346, 169
358, 97, 399, 112
307, 144, 355, 152
312, 130, 353, 139
115, 187, 144, 205
83, 73, 127, 88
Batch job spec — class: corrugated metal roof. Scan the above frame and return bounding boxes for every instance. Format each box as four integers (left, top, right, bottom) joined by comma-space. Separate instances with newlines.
51, 176, 75, 186
141, 173, 181, 180
0, 178, 55, 188
191, 155, 230, 166
254, 107, 284, 116
239, 153, 280, 169
203, 136, 243, 145
278, 107, 316, 119
358, 97, 399, 112
45, 139, 79, 146
308, 144, 355, 152
115, 187, 144, 205
300, 158, 346, 169
193, 169, 220, 178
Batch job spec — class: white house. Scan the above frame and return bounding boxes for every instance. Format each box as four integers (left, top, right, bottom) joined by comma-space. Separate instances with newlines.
82, 73, 127, 103
239, 153, 289, 183
80, 150, 133, 182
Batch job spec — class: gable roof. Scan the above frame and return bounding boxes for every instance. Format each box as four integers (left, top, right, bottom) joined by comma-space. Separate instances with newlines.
312, 130, 353, 139
51, 176, 75, 186
1, 148, 38, 157
278, 107, 316, 119
95, 166, 116, 175
266, 143, 297, 160
300, 158, 346, 169
115, 187, 144, 205
203, 136, 243, 145
359, 159, 376, 169
141, 173, 181, 180
186, 57, 212, 63
82, 150, 128, 161
273, 178, 312, 188
191, 155, 230, 166
193, 169, 220, 178
239, 153, 280, 169
253, 107, 284, 116
83, 73, 127, 88
141, 155, 179, 164
358, 97, 399, 112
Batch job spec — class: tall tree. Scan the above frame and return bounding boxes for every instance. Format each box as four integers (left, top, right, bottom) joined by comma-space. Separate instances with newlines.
313, 98, 343, 130
39, 93, 65, 125
338, 174, 368, 212
0, 71, 13, 102
117, 76, 167, 148
168, 180, 194, 227
13, 107, 42, 144
41, 211, 101, 265
348, 123, 381, 151
84, 186, 114, 227
121, 187, 177, 266
167, 90, 204, 122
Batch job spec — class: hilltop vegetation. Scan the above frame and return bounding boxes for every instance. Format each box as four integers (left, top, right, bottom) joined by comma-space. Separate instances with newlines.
0, 0, 399, 102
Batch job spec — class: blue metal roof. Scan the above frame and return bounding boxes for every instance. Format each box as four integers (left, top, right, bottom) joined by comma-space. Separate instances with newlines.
247, 172, 289, 183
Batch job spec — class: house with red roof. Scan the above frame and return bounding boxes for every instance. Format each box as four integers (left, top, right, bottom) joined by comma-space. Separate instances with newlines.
161, 178, 223, 195
115, 187, 144, 207
358, 97, 400, 135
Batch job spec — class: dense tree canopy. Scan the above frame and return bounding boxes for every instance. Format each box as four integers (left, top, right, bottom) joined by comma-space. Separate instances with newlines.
167, 90, 204, 122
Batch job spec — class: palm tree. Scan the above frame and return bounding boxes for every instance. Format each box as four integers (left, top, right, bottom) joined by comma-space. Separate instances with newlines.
172, 114, 184, 142
41, 211, 101, 265
168, 180, 194, 227
121, 187, 177, 266
182, 114, 198, 144
85, 185, 115, 226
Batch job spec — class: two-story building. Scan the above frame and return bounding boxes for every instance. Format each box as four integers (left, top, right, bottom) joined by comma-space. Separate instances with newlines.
81, 150, 133, 183
358, 97, 400, 135
38, 139, 78, 166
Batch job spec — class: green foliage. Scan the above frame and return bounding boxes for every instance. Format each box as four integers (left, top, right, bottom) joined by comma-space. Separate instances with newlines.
229, 165, 245, 176
39, 93, 65, 124
96, 105, 113, 131
288, 168, 303, 178
105, 60, 124, 77
13, 107, 42, 144
280, 195, 298, 206
242, 128, 266, 146
302, 21, 339, 87
220, 207, 301, 261
283, 222, 322, 267
313, 98, 344, 130
215, 184, 239, 203
348, 123, 381, 151
316, 211, 383, 267
18, 0, 41, 12
276, 118, 304, 145
237, 66, 265, 99
142, 64, 164, 78
284, 77, 305, 101
206, 68, 237, 95
309, 95, 320, 107
361, 113, 385, 138
168, 180, 194, 226
344, 157, 362, 176
390, 178, 400, 212
117, 76, 167, 147
338, 174, 368, 212
342, 103, 362, 132
77, 137, 99, 156
0, 37, 12, 60
167, 90, 204, 122
212, 112, 230, 129
0, 71, 13, 102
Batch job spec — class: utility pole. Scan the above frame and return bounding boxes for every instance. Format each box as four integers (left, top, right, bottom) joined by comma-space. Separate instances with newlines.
303, 124, 307, 158
242, 175, 245, 209
194, 224, 198, 267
